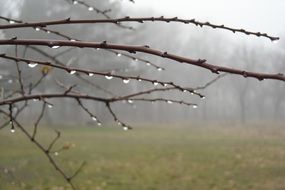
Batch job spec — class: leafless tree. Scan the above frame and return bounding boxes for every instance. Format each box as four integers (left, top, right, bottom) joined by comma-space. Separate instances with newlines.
0, 0, 284, 189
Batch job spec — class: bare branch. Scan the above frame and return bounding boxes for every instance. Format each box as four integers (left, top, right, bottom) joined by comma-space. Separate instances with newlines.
0, 17, 278, 41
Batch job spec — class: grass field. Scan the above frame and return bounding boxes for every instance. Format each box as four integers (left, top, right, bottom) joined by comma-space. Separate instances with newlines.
1, 124, 285, 190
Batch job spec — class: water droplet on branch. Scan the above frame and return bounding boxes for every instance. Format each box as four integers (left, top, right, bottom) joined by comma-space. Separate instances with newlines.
88, 7, 94, 11
105, 75, 113, 80
51, 45, 60, 49
28, 63, 38, 68
167, 100, 173, 104
123, 79, 130, 84
69, 70, 76, 75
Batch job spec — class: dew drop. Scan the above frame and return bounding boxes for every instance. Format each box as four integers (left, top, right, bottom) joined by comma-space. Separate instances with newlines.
48, 104, 53, 108
146, 62, 151, 66
163, 83, 168, 87
88, 7, 94, 11
54, 152, 59, 156
201, 96, 206, 100
8, 79, 13, 84
192, 105, 198, 109
10, 128, 15, 133
92, 117, 97, 121
97, 122, 102, 126
157, 67, 163, 71
73, 0, 78, 4
117, 122, 122, 126
35, 27, 40, 31
51, 45, 60, 49
116, 53, 122, 57
167, 100, 173, 104
138, 79, 142, 82
123, 78, 130, 84
105, 75, 113, 80
96, 48, 100, 50
9, 20, 15, 24
33, 98, 38, 102
153, 82, 159, 86
88, 73, 94, 76
69, 70, 76, 75
272, 39, 279, 44
70, 39, 76, 42
128, 100, 134, 104
46, 31, 51, 34
123, 127, 129, 131
28, 63, 38, 68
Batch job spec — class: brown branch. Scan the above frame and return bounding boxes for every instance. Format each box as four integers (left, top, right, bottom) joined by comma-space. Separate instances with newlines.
0, 17, 279, 41
0, 110, 77, 189
0, 39, 284, 81
0, 16, 163, 70
106, 102, 132, 130
31, 102, 46, 140
0, 53, 204, 98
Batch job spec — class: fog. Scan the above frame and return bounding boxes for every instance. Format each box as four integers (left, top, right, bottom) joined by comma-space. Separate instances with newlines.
0, 0, 284, 126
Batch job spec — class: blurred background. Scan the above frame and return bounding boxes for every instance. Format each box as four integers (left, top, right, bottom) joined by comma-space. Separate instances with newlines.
0, 0, 284, 126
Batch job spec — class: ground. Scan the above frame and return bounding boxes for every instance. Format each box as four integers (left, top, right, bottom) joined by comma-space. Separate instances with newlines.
0, 123, 285, 190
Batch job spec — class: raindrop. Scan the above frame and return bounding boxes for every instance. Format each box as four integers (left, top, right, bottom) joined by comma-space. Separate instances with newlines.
167, 100, 173, 104
123, 127, 129, 131
157, 67, 163, 71
33, 98, 38, 102
146, 62, 151, 66
128, 100, 133, 104
54, 152, 59, 156
272, 39, 279, 44
153, 82, 159, 86
123, 78, 130, 84
97, 122, 102, 126
192, 105, 198, 109
28, 63, 38, 68
92, 117, 97, 121
48, 104, 53, 108
163, 83, 168, 87
96, 48, 100, 50
88, 7, 94, 11
51, 45, 60, 49
69, 70, 76, 75
70, 39, 76, 42
116, 53, 122, 57
88, 73, 94, 76
35, 27, 40, 31
46, 31, 51, 34
9, 20, 15, 24
117, 122, 122, 126
8, 79, 13, 84
138, 79, 142, 82
201, 96, 206, 100
10, 128, 15, 133
73, 0, 78, 4
105, 75, 113, 80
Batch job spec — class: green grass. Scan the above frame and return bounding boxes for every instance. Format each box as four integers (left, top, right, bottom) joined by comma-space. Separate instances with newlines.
1, 124, 285, 190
